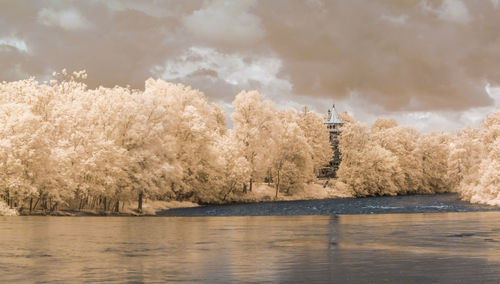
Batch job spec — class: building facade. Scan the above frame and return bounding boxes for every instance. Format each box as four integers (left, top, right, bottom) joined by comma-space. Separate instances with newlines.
319, 104, 343, 178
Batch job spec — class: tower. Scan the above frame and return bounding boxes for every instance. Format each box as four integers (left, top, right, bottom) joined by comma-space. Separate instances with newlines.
320, 104, 343, 178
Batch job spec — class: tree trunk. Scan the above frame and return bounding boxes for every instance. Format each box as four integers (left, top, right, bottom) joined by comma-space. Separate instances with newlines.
50, 202, 58, 213
223, 186, 235, 201
114, 200, 120, 213
249, 177, 253, 192
33, 198, 40, 211
138, 192, 143, 213
275, 170, 280, 198
29, 198, 33, 214
103, 197, 107, 211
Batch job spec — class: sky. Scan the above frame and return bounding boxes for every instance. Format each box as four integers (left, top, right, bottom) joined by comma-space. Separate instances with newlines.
1, 0, 500, 131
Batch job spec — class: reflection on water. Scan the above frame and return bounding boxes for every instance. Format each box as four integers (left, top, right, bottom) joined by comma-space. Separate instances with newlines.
1, 213, 500, 283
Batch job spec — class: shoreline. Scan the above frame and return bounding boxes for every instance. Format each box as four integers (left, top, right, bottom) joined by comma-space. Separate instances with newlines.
6, 193, 500, 217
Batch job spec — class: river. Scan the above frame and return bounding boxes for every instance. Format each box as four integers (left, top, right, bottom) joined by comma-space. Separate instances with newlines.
2, 210, 500, 283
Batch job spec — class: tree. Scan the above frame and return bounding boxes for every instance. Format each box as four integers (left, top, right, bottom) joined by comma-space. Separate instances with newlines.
296, 108, 332, 178
270, 111, 312, 197
455, 111, 500, 205
416, 132, 451, 193
371, 118, 422, 194
231, 91, 279, 193
336, 119, 401, 196
213, 131, 251, 201
337, 115, 452, 196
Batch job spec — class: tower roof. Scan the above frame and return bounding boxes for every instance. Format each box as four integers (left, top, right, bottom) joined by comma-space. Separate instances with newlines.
324, 104, 342, 124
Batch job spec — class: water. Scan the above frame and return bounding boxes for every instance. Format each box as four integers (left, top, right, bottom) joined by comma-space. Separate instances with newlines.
2, 213, 500, 283
160, 193, 500, 216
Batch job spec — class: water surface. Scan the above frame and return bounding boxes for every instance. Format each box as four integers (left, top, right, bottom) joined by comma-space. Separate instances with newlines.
2, 212, 500, 283
161, 193, 500, 216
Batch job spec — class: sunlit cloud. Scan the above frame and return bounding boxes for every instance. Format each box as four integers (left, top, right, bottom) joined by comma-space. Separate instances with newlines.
380, 14, 409, 25
0, 37, 29, 53
182, 0, 264, 44
151, 47, 291, 99
421, 0, 471, 23
38, 8, 91, 30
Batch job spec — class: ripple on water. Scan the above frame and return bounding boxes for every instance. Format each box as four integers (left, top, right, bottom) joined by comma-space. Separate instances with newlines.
1, 210, 500, 282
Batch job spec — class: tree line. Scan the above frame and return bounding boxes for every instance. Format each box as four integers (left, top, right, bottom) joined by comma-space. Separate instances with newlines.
1, 70, 499, 215
336, 108, 500, 206
0, 71, 331, 214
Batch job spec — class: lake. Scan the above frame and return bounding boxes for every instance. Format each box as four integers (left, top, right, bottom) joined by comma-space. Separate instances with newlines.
2, 212, 500, 283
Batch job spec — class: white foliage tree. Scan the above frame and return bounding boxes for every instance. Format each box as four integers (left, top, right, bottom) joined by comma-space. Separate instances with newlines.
337, 115, 452, 197
271, 110, 313, 197
8, 69, 500, 213
337, 118, 401, 196
454, 111, 500, 205
231, 90, 279, 193
296, 108, 332, 177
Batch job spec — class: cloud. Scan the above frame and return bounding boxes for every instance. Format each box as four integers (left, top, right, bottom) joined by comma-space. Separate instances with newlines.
38, 8, 91, 30
0, 35, 33, 81
421, 0, 471, 23
381, 14, 409, 25
329, 85, 500, 133
1, 0, 500, 131
0, 37, 28, 53
151, 47, 291, 102
182, 0, 264, 44
439, 0, 471, 23
255, 0, 500, 112
92, 0, 201, 18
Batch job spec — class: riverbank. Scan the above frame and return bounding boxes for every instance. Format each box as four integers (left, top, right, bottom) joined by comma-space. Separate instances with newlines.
1, 182, 352, 216
5, 192, 500, 217
2, 200, 199, 217
0, 200, 18, 216
158, 193, 500, 216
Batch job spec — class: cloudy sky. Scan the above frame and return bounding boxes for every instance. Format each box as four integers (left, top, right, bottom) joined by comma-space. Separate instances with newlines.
1, 0, 500, 131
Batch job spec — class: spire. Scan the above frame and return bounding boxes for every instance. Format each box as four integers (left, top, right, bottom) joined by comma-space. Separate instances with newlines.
324, 103, 342, 124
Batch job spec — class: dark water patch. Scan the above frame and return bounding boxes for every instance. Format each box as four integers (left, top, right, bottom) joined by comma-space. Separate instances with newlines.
104, 247, 166, 254
448, 233, 476, 238
24, 253, 52, 258
123, 253, 149, 257
484, 238, 499, 242
158, 193, 500, 217
195, 241, 213, 245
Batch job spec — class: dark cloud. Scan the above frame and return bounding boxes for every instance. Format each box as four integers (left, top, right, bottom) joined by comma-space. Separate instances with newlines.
256, 0, 500, 111
0, 0, 499, 116
0, 0, 194, 88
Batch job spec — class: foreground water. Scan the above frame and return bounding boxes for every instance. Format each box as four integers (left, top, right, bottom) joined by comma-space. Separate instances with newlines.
2, 212, 500, 283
